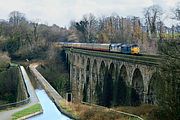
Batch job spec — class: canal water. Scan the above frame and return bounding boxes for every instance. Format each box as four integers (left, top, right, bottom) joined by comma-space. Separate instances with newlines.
28, 89, 70, 120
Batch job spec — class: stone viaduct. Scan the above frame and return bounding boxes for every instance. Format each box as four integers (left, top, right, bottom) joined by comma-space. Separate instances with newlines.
64, 48, 158, 106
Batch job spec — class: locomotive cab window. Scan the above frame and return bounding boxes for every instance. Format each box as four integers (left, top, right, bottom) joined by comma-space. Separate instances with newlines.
132, 44, 138, 48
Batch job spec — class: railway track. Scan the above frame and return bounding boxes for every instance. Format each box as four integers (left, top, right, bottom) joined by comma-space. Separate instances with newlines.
65, 48, 160, 66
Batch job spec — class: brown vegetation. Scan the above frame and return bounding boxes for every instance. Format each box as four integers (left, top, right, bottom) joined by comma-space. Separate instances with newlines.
0, 52, 10, 71
60, 100, 132, 120
114, 104, 157, 119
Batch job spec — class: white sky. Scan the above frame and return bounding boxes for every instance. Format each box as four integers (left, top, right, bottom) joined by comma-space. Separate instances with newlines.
0, 0, 179, 27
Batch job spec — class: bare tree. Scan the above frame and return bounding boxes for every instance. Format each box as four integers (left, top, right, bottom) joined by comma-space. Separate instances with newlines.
169, 2, 180, 40
9, 11, 26, 26
144, 5, 163, 36
83, 13, 98, 43
73, 13, 98, 43
173, 2, 180, 21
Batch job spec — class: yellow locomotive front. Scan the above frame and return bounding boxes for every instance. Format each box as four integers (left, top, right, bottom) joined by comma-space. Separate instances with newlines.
131, 44, 140, 54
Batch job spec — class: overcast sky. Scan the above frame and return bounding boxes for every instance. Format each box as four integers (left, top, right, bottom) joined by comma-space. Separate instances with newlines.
0, 0, 179, 27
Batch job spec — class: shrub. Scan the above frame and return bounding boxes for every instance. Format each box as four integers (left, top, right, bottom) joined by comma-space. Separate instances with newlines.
0, 52, 10, 71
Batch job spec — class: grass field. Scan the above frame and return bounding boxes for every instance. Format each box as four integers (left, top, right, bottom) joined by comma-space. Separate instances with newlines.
12, 103, 42, 120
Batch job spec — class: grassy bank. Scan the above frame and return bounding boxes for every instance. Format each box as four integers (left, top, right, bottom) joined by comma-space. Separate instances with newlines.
12, 103, 42, 120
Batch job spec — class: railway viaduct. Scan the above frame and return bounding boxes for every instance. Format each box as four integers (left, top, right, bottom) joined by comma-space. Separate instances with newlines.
64, 48, 159, 106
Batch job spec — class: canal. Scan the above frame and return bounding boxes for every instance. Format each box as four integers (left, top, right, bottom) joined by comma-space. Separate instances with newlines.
28, 89, 70, 120
27, 70, 71, 120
